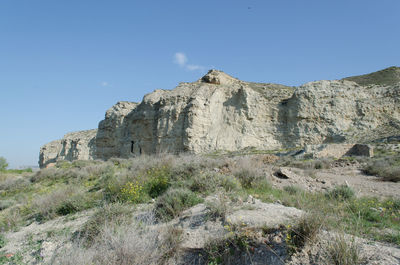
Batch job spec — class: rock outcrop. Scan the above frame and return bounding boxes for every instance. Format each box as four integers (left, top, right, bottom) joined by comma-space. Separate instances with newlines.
95, 101, 139, 160
39, 67, 400, 167
39, 129, 97, 168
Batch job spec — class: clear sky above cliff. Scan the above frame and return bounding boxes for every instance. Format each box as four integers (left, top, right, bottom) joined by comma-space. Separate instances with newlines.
0, 0, 399, 168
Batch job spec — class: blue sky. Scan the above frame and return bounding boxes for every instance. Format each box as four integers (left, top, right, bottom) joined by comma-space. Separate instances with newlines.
1, 0, 399, 168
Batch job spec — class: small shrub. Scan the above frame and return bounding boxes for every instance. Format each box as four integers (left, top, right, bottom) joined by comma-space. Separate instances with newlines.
0, 233, 5, 248
189, 173, 217, 193
206, 194, 230, 221
218, 174, 241, 192
363, 158, 400, 182
120, 181, 144, 203
33, 186, 96, 221
205, 225, 254, 264
231, 156, 264, 188
54, 218, 178, 265
0, 207, 22, 231
327, 234, 361, 265
154, 188, 203, 221
56, 160, 73, 169
286, 213, 323, 251
381, 166, 400, 182
145, 166, 171, 198
79, 203, 133, 246
0, 157, 8, 171
284, 185, 301, 195
233, 169, 261, 188
326, 185, 355, 201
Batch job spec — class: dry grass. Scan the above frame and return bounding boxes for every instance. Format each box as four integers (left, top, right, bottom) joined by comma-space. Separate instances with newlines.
287, 213, 324, 250
231, 156, 264, 188
52, 213, 182, 265
326, 234, 361, 265
32, 186, 96, 221
206, 193, 231, 221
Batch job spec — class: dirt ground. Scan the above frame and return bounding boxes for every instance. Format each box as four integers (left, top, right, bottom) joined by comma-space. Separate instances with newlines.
267, 163, 400, 199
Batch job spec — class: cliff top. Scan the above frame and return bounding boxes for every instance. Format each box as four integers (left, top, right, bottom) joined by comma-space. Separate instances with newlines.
343, 66, 400, 86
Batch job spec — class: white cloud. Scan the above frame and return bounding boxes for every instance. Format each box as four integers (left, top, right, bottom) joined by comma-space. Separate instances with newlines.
173, 52, 206, 72
174, 52, 188, 67
186, 64, 205, 71
101, 81, 109, 87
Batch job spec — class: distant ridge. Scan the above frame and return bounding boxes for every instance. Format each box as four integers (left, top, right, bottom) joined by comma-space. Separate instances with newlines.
343, 66, 400, 86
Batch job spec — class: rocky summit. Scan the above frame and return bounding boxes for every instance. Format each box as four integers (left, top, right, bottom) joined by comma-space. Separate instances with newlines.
39, 67, 400, 168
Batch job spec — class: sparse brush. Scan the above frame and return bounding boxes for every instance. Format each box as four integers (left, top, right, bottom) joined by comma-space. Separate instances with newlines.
232, 156, 264, 188
78, 203, 133, 246
154, 188, 203, 221
0, 176, 30, 191
0, 207, 22, 231
284, 185, 302, 195
189, 172, 218, 193
326, 234, 361, 265
206, 193, 231, 221
32, 186, 97, 221
286, 213, 323, 251
363, 158, 400, 182
54, 213, 179, 265
326, 185, 355, 201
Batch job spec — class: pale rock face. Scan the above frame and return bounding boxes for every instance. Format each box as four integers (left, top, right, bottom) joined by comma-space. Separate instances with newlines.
95, 101, 138, 160
107, 70, 295, 157
39, 67, 400, 166
39, 129, 97, 168
284, 80, 400, 146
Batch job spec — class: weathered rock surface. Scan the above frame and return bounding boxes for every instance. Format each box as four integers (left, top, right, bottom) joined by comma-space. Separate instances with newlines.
95, 101, 139, 160
39, 129, 97, 168
39, 67, 400, 166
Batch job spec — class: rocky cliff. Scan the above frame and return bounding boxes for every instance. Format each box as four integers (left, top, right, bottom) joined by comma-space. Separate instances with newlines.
39, 129, 97, 168
39, 67, 400, 167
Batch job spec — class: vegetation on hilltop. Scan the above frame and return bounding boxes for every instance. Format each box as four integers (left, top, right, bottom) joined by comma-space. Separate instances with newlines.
343, 66, 400, 86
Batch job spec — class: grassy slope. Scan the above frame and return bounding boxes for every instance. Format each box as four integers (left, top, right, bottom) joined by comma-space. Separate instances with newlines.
1, 153, 400, 263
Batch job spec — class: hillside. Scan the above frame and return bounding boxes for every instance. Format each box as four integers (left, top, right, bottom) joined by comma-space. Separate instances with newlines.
2, 146, 400, 264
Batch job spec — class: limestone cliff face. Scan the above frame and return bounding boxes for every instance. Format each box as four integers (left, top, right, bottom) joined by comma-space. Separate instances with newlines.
99, 70, 294, 158
283, 80, 400, 146
39, 67, 400, 167
95, 101, 138, 160
39, 129, 97, 168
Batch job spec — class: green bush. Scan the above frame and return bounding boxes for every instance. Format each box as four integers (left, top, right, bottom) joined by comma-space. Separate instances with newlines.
0, 157, 8, 171
154, 188, 203, 221
145, 166, 171, 198
326, 185, 355, 201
